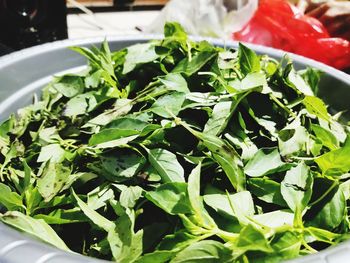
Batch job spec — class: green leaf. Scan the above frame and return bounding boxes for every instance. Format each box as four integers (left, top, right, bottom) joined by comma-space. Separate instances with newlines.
37, 162, 71, 202
281, 162, 313, 219
157, 231, 198, 251
311, 124, 339, 151
147, 148, 185, 183
238, 43, 260, 76
204, 191, 254, 225
0, 211, 69, 251
184, 125, 245, 191
89, 128, 139, 146
85, 98, 133, 126
300, 67, 321, 94
158, 73, 190, 93
52, 75, 84, 98
0, 183, 24, 211
170, 240, 234, 263
203, 101, 233, 136
37, 144, 66, 163
253, 210, 294, 228
34, 208, 88, 224
72, 189, 115, 231
71, 41, 118, 88
164, 22, 187, 39
63, 92, 97, 116
123, 43, 159, 74
229, 72, 267, 91
236, 224, 273, 253
315, 137, 350, 176
286, 67, 314, 96
271, 231, 301, 259
187, 163, 216, 229
309, 188, 346, 230
135, 251, 174, 263
172, 51, 217, 76
304, 226, 340, 243
244, 148, 290, 177
119, 186, 144, 208
248, 178, 287, 206
101, 153, 145, 179
145, 183, 192, 215
150, 92, 186, 118
107, 209, 142, 263
278, 126, 309, 156
303, 96, 330, 121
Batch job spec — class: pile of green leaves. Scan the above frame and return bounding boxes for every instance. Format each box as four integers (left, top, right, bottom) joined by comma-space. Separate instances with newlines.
1, 22, 350, 263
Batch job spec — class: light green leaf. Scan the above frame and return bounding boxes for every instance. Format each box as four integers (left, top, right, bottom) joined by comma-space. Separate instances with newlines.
235, 224, 273, 253
147, 148, 185, 183
145, 183, 192, 215
37, 144, 66, 163
72, 189, 115, 231
203, 101, 233, 136
150, 92, 186, 118
311, 124, 339, 151
52, 75, 84, 98
244, 148, 290, 177
315, 137, 350, 176
158, 73, 190, 93
170, 240, 234, 263
123, 43, 159, 74
0, 183, 24, 211
0, 211, 69, 251
281, 162, 313, 219
187, 163, 216, 229
37, 162, 71, 202
303, 96, 329, 121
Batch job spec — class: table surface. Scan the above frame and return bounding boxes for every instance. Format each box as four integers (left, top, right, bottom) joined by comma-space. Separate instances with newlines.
67, 11, 160, 39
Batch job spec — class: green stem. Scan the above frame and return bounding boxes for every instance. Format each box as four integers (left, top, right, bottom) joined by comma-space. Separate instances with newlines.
301, 239, 318, 254
270, 94, 297, 118
308, 180, 338, 207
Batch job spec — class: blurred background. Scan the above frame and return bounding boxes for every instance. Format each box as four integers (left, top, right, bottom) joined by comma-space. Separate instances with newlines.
0, 0, 349, 71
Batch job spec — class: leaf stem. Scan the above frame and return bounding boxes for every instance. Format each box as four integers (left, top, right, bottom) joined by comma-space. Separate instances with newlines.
270, 94, 297, 118
308, 180, 338, 207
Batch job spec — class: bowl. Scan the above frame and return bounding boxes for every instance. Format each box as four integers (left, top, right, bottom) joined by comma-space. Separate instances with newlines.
0, 36, 350, 263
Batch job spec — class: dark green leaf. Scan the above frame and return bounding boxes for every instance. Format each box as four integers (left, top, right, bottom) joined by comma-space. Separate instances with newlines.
238, 43, 260, 76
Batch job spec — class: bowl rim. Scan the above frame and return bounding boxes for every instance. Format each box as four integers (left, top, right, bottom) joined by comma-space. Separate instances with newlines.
0, 34, 349, 85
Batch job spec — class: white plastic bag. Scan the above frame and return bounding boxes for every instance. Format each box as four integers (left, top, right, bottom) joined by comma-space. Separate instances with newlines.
145, 0, 258, 39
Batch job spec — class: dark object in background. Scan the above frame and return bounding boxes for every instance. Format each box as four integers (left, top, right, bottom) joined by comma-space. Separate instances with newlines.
0, 43, 13, 56
0, 0, 67, 51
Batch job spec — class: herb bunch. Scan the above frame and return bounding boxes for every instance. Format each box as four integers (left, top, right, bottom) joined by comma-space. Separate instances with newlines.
0, 23, 350, 263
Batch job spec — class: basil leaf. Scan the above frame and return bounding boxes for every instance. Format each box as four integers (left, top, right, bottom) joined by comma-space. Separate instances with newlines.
147, 148, 185, 183
145, 183, 192, 215
238, 43, 260, 76
37, 162, 71, 202
170, 240, 234, 263
281, 162, 313, 221
0, 183, 24, 211
0, 211, 69, 251
244, 148, 290, 177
